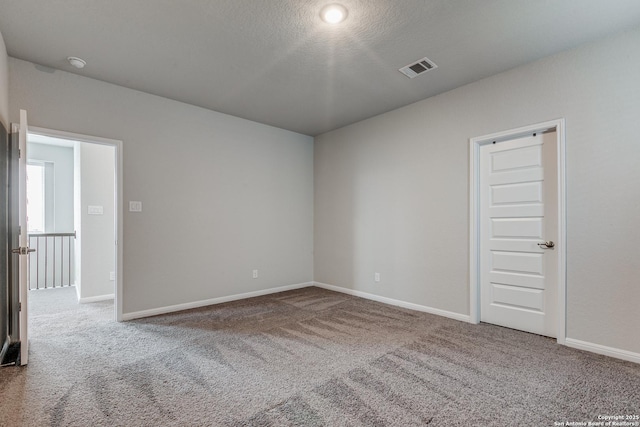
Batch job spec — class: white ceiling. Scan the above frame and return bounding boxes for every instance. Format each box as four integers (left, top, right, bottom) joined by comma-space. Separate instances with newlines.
1, 1, 640, 136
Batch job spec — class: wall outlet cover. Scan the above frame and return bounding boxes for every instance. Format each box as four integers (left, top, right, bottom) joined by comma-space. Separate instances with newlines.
129, 201, 142, 212
88, 205, 104, 215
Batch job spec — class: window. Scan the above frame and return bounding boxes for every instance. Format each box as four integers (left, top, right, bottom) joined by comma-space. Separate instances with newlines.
27, 163, 46, 233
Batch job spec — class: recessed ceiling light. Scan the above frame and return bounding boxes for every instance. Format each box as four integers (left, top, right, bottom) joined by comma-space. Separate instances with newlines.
320, 4, 348, 24
67, 56, 86, 69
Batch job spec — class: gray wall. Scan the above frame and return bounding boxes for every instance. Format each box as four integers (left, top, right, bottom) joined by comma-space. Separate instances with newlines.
27, 142, 74, 232
76, 142, 115, 299
314, 27, 640, 354
9, 58, 314, 315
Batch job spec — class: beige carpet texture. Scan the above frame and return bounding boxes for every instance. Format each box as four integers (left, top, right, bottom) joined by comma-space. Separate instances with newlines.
0, 286, 638, 426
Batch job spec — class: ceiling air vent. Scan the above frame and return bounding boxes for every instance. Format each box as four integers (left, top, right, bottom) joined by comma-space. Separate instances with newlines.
399, 57, 437, 78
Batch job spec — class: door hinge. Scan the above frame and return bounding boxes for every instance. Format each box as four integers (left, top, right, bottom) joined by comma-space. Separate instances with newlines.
18, 149, 21, 158
19, 226, 22, 235
18, 302, 21, 311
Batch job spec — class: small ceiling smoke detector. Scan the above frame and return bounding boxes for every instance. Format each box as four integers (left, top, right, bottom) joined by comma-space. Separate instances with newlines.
320, 4, 348, 24
67, 57, 86, 69
399, 57, 437, 78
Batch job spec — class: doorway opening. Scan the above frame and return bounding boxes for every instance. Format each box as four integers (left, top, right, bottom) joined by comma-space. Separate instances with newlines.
469, 119, 566, 343
26, 127, 123, 322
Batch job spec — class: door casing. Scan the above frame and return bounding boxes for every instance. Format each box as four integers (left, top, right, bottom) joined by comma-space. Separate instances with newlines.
29, 126, 124, 322
469, 119, 566, 344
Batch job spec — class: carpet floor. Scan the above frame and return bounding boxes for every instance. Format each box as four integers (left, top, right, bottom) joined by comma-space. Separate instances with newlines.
0, 286, 638, 426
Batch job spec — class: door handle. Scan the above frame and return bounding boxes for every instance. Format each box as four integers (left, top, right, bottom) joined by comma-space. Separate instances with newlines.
537, 241, 555, 249
11, 247, 36, 255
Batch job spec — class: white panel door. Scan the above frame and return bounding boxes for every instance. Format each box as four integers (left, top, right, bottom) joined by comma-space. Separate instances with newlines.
480, 132, 557, 337
18, 109, 30, 365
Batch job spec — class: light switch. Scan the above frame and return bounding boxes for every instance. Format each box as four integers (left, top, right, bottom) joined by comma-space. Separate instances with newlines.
129, 201, 142, 212
88, 205, 103, 215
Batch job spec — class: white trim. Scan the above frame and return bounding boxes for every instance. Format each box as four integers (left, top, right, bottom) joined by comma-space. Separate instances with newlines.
28, 126, 124, 322
78, 294, 114, 304
314, 282, 471, 323
30, 126, 122, 147
556, 119, 567, 344
565, 338, 640, 364
469, 119, 567, 343
469, 135, 480, 325
122, 282, 314, 321
115, 139, 124, 322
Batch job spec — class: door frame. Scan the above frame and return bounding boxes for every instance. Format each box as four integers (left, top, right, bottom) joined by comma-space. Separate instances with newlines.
469, 119, 566, 344
29, 126, 124, 322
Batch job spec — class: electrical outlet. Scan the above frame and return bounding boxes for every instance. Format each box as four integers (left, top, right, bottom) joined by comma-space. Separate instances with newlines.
252, 269, 258, 279
129, 201, 142, 212
374, 272, 380, 282
88, 205, 104, 215
109, 272, 115, 281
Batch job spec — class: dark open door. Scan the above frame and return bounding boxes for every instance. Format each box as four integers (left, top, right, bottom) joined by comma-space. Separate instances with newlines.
0, 118, 20, 366
0, 111, 29, 366
0, 120, 9, 363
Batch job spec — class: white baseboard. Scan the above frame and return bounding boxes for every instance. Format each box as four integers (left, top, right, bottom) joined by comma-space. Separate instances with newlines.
78, 294, 114, 304
313, 281, 471, 323
122, 282, 314, 321
118, 280, 638, 365
565, 338, 640, 364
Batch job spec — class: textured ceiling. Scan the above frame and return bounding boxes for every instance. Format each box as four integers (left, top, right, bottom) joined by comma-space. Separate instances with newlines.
1, 1, 640, 136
